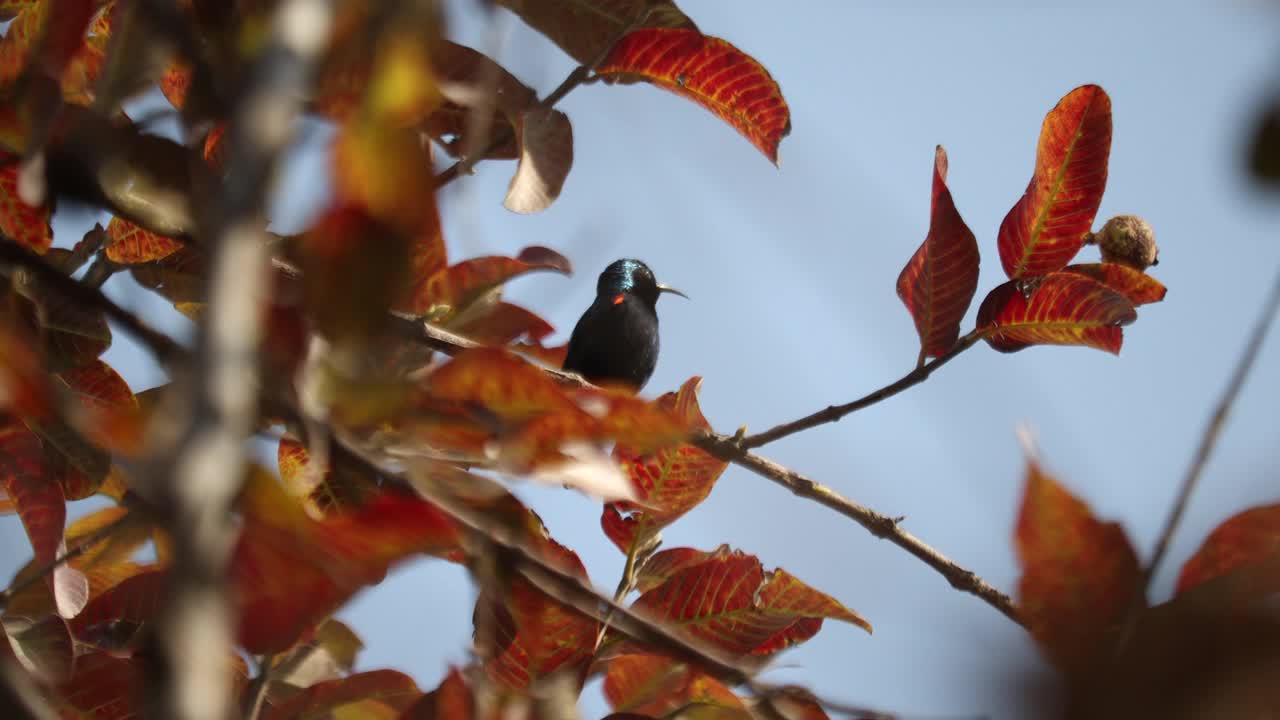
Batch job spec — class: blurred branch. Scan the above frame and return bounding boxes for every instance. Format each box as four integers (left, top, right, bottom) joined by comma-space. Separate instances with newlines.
241, 653, 276, 720
739, 329, 990, 449
0, 657, 56, 720
145, 1, 336, 720
1116, 264, 1280, 651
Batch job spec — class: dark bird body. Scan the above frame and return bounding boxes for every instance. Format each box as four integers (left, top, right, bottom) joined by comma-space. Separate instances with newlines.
563, 259, 686, 391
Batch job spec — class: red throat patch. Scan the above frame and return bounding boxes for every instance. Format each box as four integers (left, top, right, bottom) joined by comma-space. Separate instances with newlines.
612, 294, 625, 305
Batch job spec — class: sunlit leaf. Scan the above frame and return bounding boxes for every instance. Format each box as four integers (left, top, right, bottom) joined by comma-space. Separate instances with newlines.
504, 106, 574, 214
604, 653, 744, 717
278, 436, 381, 516
400, 246, 571, 321
232, 470, 460, 653
495, 0, 696, 66
631, 547, 870, 658
0, 1, 43, 84
598, 28, 789, 164
104, 216, 183, 263
1177, 504, 1280, 596
1015, 457, 1140, 676
602, 378, 726, 556
0, 151, 53, 253
998, 85, 1111, 279
332, 120, 438, 235
278, 618, 365, 688
1061, 263, 1167, 306
896, 145, 980, 359
264, 670, 422, 720
976, 272, 1136, 354
65, 505, 149, 570
426, 347, 579, 423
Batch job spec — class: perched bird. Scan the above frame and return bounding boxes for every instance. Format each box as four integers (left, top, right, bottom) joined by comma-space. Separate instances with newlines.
563, 258, 687, 391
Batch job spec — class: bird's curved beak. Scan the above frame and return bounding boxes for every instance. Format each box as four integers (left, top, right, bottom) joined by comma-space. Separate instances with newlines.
657, 283, 689, 300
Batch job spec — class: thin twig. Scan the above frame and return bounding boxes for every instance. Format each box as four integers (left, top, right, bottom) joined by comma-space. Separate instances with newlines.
740, 330, 990, 449
695, 433, 1022, 626
0, 511, 134, 613
1115, 264, 1280, 651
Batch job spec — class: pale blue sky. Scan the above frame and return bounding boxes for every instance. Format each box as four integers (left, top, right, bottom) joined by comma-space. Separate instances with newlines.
4, 2, 1280, 718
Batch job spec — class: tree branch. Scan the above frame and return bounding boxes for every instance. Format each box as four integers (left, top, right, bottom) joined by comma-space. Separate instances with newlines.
695, 433, 1022, 626
740, 329, 990, 449
145, 2, 336, 719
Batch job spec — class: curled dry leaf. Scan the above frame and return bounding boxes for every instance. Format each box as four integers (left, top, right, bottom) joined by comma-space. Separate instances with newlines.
998, 85, 1112, 279
598, 28, 790, 164
504, 106, 574, 214
977, 272, 1137, 354
896, 145, 981, 359
496, 0, 697, 65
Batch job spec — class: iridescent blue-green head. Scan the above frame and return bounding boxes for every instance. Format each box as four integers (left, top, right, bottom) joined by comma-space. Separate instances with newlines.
596, 258, 688, 307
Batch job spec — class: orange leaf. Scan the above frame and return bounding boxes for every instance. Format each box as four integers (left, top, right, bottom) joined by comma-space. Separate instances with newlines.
1177, 504, 1280, 596
0, 151, 53, 253
332, 121, 437, 234
426, 347, 579, 422
0, 1, 43, 84
55, 358, 141, 458
277, 436, 381, 515
402, 667, 472, 719
976, 272, 1137, 354
495, 0, 696, 66
451, 301, 555, 347
598, 28, 790, 164
631, 547, 870, 657
65, 505, 149, 571
400, 246, 571, 321
203, 123, 227, 171
232, 471, 461, 653
1015, 458, 1140, 676
1061, 262, 1167, 306
263, 670, 422, 720
998, 85, 1111, 279
603, 653, 744, 717
602, 377, 726, 555
897, 145, 981, 359
158, 59, 192, 109
104, 216, 183, 263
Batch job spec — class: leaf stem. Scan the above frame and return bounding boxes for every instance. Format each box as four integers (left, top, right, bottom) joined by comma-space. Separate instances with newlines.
241, 653, 276, 720
740, 329, 991, 449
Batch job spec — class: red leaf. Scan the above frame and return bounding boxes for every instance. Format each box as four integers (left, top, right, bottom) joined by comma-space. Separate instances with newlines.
264, 670, 422, 720
480, 557, 599, 691
0, 417, 87, 618
401, 667, 472, 719
603, 653, 744, 717
602, 377, 726, 555
0, 151, 52, 253
1061, 262, 1167, 306
998, 85, 1112, 279
0, 2, 42, 84
56, 651, 141, 720
896, 145, 981, 359
1177, 504, 1280, 596
1015, 458, 1140, 676
598, 28, 790, 164
451, 301, 555, 347
631, 547, 870, 657
976, 272, 1137, 354
277, 436, 381, 515
398, 246, 572, 321
69, 567, 164, 650
104, 216, 183, 264
232, 470, 461, 653
32, 0, 95, 81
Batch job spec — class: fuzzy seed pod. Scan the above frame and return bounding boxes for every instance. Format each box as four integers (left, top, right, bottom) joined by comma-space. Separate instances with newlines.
1086, 215, 1159, 270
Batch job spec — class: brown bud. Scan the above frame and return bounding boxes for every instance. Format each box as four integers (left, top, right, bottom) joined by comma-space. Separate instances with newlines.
1087, 215, 1159, 270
